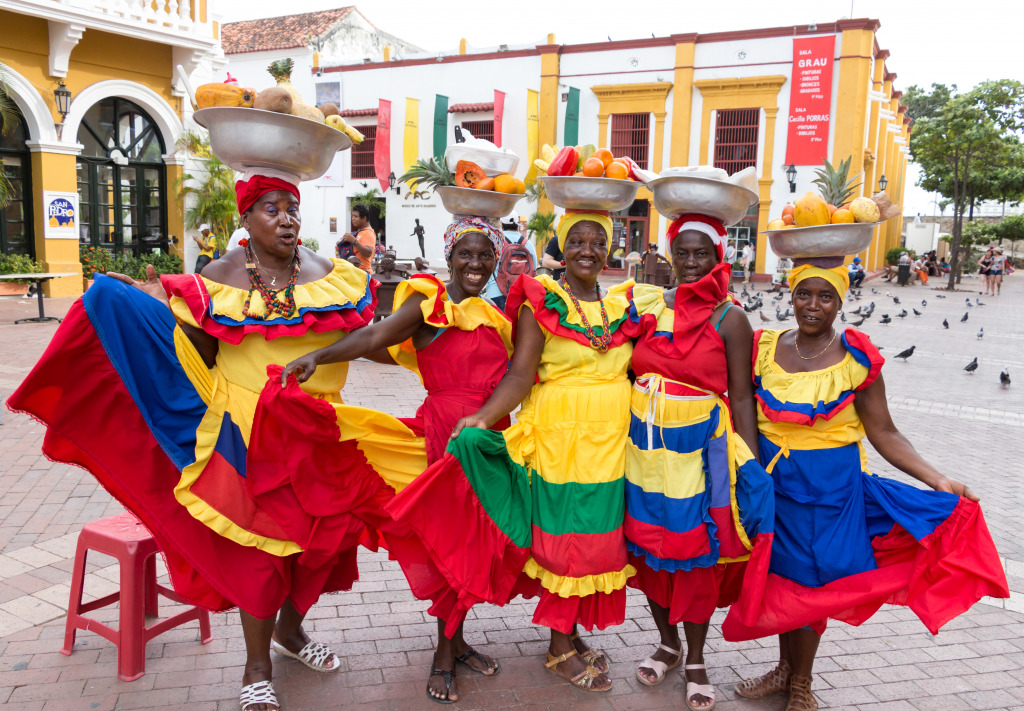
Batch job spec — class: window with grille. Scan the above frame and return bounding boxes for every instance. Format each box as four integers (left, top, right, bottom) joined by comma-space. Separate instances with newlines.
714, 108, 760, 175
461, 120, 494, 143
610, 113, 650, 169
350, 125, 377, 180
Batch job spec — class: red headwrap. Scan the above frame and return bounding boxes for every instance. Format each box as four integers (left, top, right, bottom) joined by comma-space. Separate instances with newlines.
666, 213, 728, 261
235, 175, 301, 215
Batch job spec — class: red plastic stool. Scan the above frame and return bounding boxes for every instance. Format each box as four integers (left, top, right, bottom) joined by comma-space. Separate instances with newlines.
61, 512, 213, 680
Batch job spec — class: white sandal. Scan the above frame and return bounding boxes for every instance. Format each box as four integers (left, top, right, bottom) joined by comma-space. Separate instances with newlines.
685, 663, 716, 710
240, 680, 278, 710
270, 638, 341, 673
635, 643, 683, 686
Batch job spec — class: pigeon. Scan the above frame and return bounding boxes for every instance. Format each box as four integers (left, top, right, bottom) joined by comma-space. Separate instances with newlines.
880, 314, 892, 325
893, 296, 901, 305
894, 345, 916, 361
913, 308, 922, 316
871, 288, 880, 295
852, 306, 863, 315
977, 328, 984, 339
921, 300, 927, 307
897, 309, 908, 318
759, 311, 770, 323
841, 312, 847, 322
851, 316, 865, 327
977, 298, 985, 306
1001, 370, 1011, 388
936, 294, 946, 298
964, 357, 978, 374
966, 298, 973, 308
961, 312, 969, 323
886, 291, 893, 298
942, 319, 949, 329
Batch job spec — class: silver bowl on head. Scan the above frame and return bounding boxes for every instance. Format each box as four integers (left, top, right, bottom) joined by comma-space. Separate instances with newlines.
540, 176, 639, 211
193, 107, 352, 182
646, 176, 758, 226
765, 222, 880, 258
435, 186, 523, 218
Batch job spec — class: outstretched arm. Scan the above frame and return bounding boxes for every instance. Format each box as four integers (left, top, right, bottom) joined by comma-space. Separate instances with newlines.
857, 374, 978, 501
718, 304, 759, 459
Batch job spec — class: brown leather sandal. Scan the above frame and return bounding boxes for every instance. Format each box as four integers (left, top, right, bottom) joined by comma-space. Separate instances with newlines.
786, 674, 817, 710
570, 631, 609, 673
735, 659, 792, 699
544, 648, 612, 692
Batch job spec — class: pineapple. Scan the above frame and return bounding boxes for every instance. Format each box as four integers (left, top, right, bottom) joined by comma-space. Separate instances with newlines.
398, 158, 455, 192
812, 156, 862, 207
267, 58, 302, 103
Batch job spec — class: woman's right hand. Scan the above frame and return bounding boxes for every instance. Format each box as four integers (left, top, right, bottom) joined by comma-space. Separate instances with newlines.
107, 265, 169, 306
450, 415, 489, 440
281, 355, 318, 387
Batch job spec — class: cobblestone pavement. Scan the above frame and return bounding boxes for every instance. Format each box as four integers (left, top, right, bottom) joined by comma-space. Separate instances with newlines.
1, 273, 1024, 710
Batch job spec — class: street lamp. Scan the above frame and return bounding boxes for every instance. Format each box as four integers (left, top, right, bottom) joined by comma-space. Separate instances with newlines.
785, 164, 797, 193
53, 81, 71, 137
878, 174, 888, 192
387, 171, 400, 195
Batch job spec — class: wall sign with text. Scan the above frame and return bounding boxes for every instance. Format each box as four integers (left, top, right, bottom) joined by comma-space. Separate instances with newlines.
43, 191, 80, 239
785, 36, 836, 165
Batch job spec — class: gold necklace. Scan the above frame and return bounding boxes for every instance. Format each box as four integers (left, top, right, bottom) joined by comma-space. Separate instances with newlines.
794, 329, 838, 360
249, 246, 295, 288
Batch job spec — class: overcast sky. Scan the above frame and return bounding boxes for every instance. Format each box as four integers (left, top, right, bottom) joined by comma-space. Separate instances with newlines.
219, 0, 1024, 215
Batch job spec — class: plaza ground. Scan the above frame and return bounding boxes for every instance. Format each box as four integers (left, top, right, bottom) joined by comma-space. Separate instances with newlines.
1, 271, 1023, 710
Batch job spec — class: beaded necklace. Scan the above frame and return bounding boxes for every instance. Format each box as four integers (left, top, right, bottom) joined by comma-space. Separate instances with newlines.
560, 278, 613, 353
243, 241, 301, 320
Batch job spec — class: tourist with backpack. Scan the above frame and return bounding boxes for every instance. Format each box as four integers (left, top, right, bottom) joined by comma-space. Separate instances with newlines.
485, 213, 536, 309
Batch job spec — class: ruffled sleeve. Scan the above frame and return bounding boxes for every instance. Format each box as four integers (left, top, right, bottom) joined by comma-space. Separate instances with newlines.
505, 274, 634, 349
622, 283, 664, 337
162, 259, 377, 345
387, 274, 513, 379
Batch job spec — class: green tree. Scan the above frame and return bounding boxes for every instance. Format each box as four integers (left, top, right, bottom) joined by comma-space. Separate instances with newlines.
993, 214, 1024, 257
903, 83, 957, 121
175, 129, 236, 252
527, 211, 556, 256
908, 80, 1024, 288
0, 64, 19, 209
350, 188, 386, 219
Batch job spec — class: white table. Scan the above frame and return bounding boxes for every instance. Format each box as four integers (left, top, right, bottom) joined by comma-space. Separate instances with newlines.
0, 272, 71, 324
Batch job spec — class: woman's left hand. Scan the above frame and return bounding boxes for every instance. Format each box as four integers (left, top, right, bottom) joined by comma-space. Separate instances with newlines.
931, 475, 980, 502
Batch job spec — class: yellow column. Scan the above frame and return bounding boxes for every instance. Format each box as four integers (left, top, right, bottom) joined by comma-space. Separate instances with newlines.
649, 110, 668, 240
30, 150, 83, 297
537, 44, 561, 215
755, 106, 781, 274
166, 161, 185, 258
669, 34, 697, 167
863, 51, 887, 269
830, 25, 876, 200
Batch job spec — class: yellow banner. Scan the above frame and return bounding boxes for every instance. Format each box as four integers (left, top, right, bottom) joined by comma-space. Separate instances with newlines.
525, 89, 539, 184
403, 97, 419, 173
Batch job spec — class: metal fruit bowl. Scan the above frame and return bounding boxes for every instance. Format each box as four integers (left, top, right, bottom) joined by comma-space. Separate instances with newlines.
647, 176, 758, 226
193, 107, 352, 182
540, 176, 640, 211
435, 186, 523, 217
764, 222, 881, 258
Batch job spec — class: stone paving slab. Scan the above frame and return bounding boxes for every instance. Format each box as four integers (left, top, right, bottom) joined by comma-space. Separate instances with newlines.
1, 275, 1024, 710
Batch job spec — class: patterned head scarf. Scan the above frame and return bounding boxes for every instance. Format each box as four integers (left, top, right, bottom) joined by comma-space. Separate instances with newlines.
787, 263, 850, 297
443, 215, 503, 260
556, 210, 613, 251
666, 213, 728, 262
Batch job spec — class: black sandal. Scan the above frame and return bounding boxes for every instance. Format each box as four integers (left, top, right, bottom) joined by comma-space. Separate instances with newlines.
427, 653, 457, 705
455, 648, 501, 676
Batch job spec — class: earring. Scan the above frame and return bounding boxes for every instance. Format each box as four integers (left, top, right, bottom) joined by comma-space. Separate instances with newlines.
560, 260, 566, 267
297, 238, 303, 246
602, 265, 609, 271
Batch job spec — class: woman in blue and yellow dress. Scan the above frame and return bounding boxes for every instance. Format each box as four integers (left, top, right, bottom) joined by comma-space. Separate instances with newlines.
724, 262, 1009, 711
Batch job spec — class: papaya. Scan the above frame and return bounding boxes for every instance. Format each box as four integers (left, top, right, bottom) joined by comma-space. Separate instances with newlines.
794, 192, 830, 227
195, 83, 256, 109
454, 160, 487, 189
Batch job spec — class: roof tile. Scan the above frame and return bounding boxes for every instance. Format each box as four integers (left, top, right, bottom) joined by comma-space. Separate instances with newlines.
222, 8, 354, 55
448, 102, 494, 113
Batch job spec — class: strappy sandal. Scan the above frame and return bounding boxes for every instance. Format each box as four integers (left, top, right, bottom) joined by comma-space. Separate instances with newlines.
239, 680, 278, 711
455, 648, 501, 676
570, 631, 609, 673
427, 653, 457, 705
270, 639, 341, 673
684, 663, 716, 710
735, 659, 792, 699
544, 648, 611, 692
786, 674, 817, 710
635, 643, 683, 686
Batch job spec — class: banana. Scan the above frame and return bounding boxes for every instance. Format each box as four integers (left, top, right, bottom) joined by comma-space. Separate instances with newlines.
534, 159, 550, 174
540, 144, 558, 163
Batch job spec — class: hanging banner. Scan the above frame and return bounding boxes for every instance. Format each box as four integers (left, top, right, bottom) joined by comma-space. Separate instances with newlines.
785, 35, 835, 165
493, 90, 506, 148
563, 87, 580, 148
403, 97, 419, 174
433, 94, 449, 161
375, 98, 392, 194
524, 89, 540, 184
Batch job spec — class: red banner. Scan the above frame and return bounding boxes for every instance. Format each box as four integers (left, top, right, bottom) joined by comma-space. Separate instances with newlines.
493, 90, 505, 147
785, 36, 835, 165
374, 98, 392, 193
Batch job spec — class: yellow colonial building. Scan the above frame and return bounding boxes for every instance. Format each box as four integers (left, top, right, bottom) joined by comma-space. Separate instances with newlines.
0, 0, 222, 295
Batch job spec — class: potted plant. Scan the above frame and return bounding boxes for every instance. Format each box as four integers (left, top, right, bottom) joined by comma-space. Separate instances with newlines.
0, 253, 45, 295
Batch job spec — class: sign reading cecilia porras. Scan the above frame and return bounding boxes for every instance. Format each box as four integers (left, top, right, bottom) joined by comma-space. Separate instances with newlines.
785, 36, 836, 165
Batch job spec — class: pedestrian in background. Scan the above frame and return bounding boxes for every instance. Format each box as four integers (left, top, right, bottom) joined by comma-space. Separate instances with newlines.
192, 223, 215, 273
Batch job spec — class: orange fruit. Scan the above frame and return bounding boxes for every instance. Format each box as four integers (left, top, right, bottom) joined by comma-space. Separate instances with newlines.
582, 157, 605, 177
514, 178, 527, 194
476, 177, 496, 191
593, 148, 614, 167
604, 162, 629, 180
493, 174, 517, 193
782, 214, 794, 225
831, 208, 855, 224
573, 170, 584, 177
826, 204, 838, 216
781, 204, 795, 220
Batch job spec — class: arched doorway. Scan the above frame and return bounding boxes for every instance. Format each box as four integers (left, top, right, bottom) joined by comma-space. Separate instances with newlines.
0, 110, 34, 257
75, 98, 167, 254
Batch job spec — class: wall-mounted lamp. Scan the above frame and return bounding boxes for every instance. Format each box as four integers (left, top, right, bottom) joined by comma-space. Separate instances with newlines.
53, 80, 72, 137
313, 51, 323, 77
387, 171, 400, 195
878, 174, 888, 192
785, 163, 797, 193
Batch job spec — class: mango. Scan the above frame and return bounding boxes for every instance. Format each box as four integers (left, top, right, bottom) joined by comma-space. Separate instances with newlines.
850, 197, 881, 223
767, 218, 786, 230
794, 192, 830, 227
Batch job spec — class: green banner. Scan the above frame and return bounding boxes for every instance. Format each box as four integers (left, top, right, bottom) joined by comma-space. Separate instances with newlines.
563, 87, 580, 147
433, 94, 449, 161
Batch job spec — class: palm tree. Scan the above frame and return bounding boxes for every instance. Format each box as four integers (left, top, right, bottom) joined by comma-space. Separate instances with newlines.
0, 64, 19, 209
350, 188, 386, 219
526, 211, 556, 255
175, 129, 236, 252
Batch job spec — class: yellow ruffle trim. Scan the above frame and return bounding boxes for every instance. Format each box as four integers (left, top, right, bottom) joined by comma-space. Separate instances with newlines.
387, 276, 513, 380
533, 274, 634, 328
629, 282, 665, 319
523, 557, 636, 598
756, 329, 869, 406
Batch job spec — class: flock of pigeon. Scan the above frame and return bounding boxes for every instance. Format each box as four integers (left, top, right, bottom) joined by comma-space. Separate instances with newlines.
736, 283, 1011, 388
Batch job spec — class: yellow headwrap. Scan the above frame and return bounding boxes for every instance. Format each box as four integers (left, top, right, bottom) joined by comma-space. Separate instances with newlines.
556, 211, 613, 251
787, 263, 850, 297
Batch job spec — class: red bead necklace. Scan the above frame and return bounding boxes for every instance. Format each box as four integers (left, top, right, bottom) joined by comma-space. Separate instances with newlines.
560, 278, 613, 352
243, 241, 301, 320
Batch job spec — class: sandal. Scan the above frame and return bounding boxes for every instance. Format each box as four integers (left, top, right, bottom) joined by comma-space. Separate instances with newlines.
635, 643, 683, 686
239, 680, 278, 711
544, 648, 611, 693
270, 638, 341, 673
685, 663, 716, 710
570, 631, 609, 673
735, 659, 791, 699
455, 648, 501, 676
427, 652, 457, 705
787, 674, 817, 710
